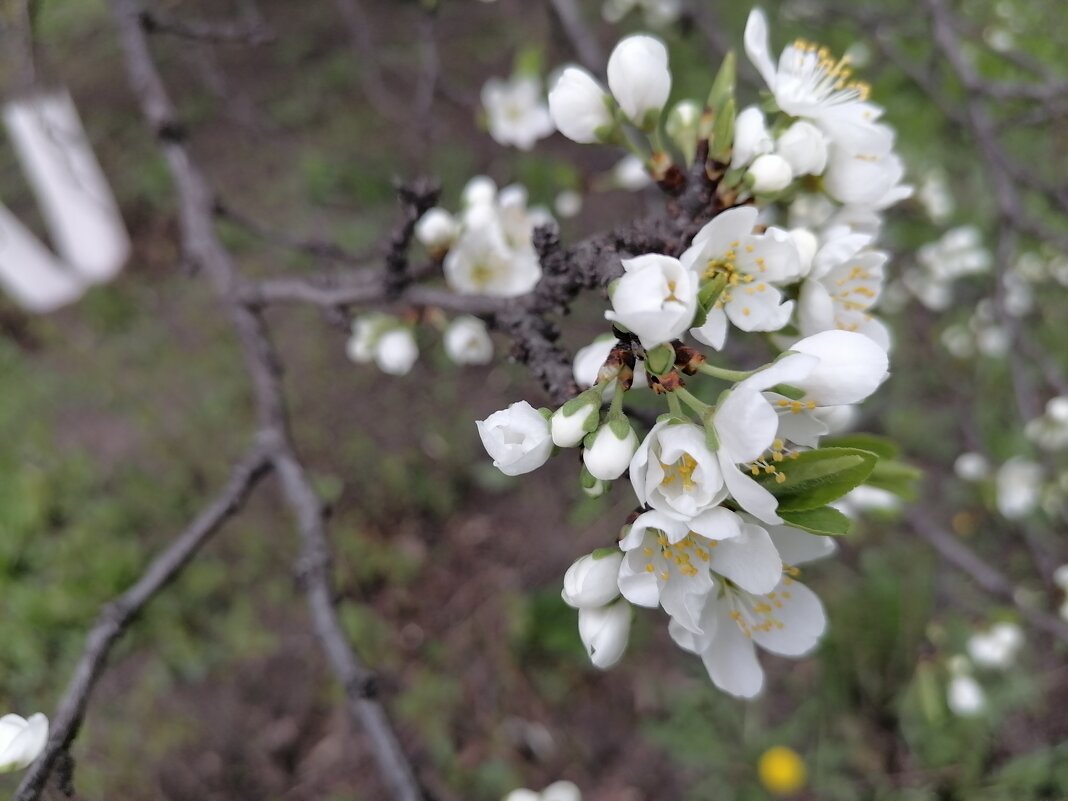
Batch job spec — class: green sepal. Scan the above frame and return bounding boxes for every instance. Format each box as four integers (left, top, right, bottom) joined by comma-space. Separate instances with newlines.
639, 106, 662, 133
706, 50, 736, 117
709, 97, 736, 163
704, 419, 720, 451
645, 343, 676, 376
580, 464, 598, 489
592, 546, 619, 560
607, 416, 634, 440
561, 389, 603, 418
758, 447, 878, 512
537, 407, 553, 421
779, 505, 852, 536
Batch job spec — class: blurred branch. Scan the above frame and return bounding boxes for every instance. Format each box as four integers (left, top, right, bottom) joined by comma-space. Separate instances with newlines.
545, 0, 604, 72
908, 508, 1068, 642
14, 441, 273, 801
138, 4, 274, 45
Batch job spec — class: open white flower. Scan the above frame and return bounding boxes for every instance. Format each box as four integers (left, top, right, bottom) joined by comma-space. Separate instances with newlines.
995, 457, 1042, 520
443, 316, 493, 365
481, 74, 554, 151
0, 713, 48, 773
630, 420, 726, 520
744, 8, 889, 154
444, 226, 541, 297
607, 35, 672, 126
681, 206, 799, 350
618, 508, 783, 632
967, 622, 1023, 670
668, 526, 832, 697
797, 229, 891, 349
578, 600, 631, 668
548, 67, 614, 143
776, 120, 827, 176
477, 401, 553, 476
605, 254, 698, 349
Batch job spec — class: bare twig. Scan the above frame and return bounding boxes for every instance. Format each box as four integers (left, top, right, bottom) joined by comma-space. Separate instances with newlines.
545, 0, 604, 73
14, 442, 272, 801
139, 6, 273, 44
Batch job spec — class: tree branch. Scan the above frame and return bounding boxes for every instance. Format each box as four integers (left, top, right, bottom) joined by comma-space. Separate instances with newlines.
14, 442, 273, 801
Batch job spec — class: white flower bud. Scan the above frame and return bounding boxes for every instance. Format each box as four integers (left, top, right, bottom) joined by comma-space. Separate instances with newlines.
0, 713, 48, 773
554, 189, 583, 218
374, 328, 419, 376
1054, 563, 1068, 590
562, 551, 623, 608
541, 781, 582, 801
346, 318, 378, 364
551, 397, 600, 447
666, 99, 702, 161
776, 120, 828, 176
731, 106, 773, 168
947, 673, 986, 717
789, 227, 819, 277
578, 600, 631, 669
477, 401, 553, 476
607, 35, 672, 126
548, 67, 614, 144
747, 153, 794, 193
995, 457, 1042, 520
954, 452, 989, 482
414, 207, 459, 252
462, 175, 497, 208
443, 316, 493, 365
583, 419, 639, 480
503, 791, 540, 801
612, 154, 652, 190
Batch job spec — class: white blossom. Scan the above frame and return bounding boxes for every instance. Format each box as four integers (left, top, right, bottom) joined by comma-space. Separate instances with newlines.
605, 254, 698, 349
443, 316, 493, 365
748, 153, 794, 193
415, 207, 459, 252
444, 226, 541, 297
0, 713, 48, 773
606, 35, 672, 126
612, 154, 652, 190
776, 120, 828, 176
947, 669, 986, 717
630, 421, 726, 520
954, 452, 990, 482
562, 551, 624, 608
583, 419, 639, 480
967, 622, 1023, 670
681, 206, 799, 349
668, 526, 832, 698
481, 74, 554, 150
578, 600, 631, 668
477, 401, 553, 476
995, 457, 1042, 520
548, 67, 614, 144
731, 106, 774, 169
375, 328, 419, 376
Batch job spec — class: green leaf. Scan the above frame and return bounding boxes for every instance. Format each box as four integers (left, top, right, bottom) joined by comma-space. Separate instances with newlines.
513, 45, 544, 78
779, 506, 852, 536
866, 459, 923, 501
821, 433, 899, 461
759, 447, 878, 511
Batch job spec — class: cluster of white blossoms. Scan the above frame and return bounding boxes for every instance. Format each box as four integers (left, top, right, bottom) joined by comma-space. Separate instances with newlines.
478, 11, 914, 697
481, 74, 554, 151
0, 712, 48, 773
347, 176, 554, 376
503, 780, 581, 801
905, 226, 991, 312
945, 622, 1024, 717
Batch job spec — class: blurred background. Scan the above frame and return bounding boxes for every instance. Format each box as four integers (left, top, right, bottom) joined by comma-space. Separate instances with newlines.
1, 0, 1066, 799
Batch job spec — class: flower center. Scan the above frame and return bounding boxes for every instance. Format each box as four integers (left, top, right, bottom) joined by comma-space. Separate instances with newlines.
790, 39, 871, 102
660, 453, 700, 489
747, 438, 794, 483
642, 529, 714, 580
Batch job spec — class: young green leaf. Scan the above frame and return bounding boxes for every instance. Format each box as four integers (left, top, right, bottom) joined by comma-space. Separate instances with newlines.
779, 506, 852, 536
759, 447, 878, 511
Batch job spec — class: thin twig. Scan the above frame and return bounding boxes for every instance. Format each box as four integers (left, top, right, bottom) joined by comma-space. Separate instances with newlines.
14, 443, 273, 801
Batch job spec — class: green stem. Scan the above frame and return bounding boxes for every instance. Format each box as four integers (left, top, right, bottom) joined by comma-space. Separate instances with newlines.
666, 392, 683, 418
675, 387, 712, 417
697, 363, 757, 382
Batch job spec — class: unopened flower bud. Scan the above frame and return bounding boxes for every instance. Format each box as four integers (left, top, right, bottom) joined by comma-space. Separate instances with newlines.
607, 35, 672, 128
374, 328, 419, 376
747, 153, 794, 193
548, 66, 615, 144
415, 207, 458, 253
562, 550, 623, 608
0, 713, 48, 773
552, 392, 601, 447
443, 316, 493, 366
666, 99, 702, 164
583, 418, 639, 480
578, 600, 631, 669
476, 401, 553, 476
776, 120, 827, 176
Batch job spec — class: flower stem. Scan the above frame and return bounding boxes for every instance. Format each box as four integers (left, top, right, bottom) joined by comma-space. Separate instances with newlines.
675, 387, 712, 416
608, 380, 626, 418
697, 363, 757, 382
666, 391, 683, 418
